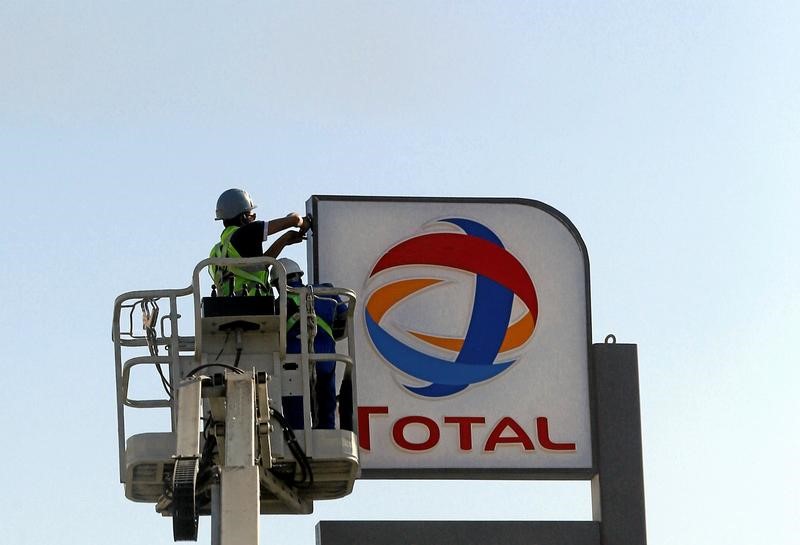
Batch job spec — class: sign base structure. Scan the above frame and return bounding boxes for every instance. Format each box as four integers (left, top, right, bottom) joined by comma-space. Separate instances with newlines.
316, 342, 647, 545
317, 521, 600, 545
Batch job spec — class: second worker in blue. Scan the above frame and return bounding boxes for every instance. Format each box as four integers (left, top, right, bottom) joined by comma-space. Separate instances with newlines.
271, 258, 348, 430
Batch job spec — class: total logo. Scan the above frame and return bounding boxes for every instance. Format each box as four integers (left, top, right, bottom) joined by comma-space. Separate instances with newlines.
364, 218, 539, 398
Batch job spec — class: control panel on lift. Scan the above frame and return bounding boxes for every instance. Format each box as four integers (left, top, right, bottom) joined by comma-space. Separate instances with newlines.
112, 257, 359, 542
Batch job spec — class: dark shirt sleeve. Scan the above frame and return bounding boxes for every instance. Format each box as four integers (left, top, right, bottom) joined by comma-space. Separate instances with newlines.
229, 221, 267, 257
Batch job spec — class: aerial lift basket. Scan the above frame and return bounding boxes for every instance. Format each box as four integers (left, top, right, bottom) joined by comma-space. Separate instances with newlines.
112, 257, 360, 541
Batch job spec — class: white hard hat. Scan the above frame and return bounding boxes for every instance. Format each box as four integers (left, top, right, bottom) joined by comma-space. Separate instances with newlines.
270, 258, 304, 285
215, 188, 256, 220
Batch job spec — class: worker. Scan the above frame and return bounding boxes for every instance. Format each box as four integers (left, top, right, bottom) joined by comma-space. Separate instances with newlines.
209, 188, 310, 296
271, 258, 348, 430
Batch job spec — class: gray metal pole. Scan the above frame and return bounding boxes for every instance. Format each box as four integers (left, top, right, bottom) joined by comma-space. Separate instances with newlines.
590, 341, 648, 545
212, 372, 261, 545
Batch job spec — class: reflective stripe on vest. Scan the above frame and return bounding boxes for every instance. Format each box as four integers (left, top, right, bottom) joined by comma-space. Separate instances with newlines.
209, 226, 268, 295
286, 292, 334, 339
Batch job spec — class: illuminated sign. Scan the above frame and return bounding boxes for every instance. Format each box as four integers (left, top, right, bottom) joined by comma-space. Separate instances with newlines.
307, 196, 592, 477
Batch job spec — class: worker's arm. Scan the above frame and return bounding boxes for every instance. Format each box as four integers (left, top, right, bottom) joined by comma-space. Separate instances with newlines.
264, 229, 305, 258
266, 213, 310, 236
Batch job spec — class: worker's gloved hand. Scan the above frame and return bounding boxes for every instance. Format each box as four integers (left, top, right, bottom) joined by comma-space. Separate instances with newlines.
299, 214, 312, 233
285, 212, 312, 232
283, 230, 306, 246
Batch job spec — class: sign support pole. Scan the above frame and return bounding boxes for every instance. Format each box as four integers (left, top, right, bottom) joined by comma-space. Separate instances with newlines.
591, 341, 648, 545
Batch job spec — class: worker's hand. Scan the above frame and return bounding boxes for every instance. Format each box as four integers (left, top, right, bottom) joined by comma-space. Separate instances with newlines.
283, 229, 306, 246
283, 212, 311, 232
285, 212, 303, 226
299, 215, 312, 233
265, 229, 306, 257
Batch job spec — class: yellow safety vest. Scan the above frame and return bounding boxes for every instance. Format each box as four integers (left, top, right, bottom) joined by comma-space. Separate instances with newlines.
209, 226, 268, 296
286, 292, 334, 339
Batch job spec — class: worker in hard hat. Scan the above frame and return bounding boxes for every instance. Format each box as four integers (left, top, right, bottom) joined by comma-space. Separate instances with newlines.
210, 188, 310, 296
271, 258, 348, 430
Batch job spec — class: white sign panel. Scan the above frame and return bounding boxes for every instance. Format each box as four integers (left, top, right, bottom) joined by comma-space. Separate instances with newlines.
307, 196, 593, 478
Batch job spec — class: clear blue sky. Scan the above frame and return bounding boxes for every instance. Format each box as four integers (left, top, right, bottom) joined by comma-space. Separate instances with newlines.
1, 2, 797, 544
